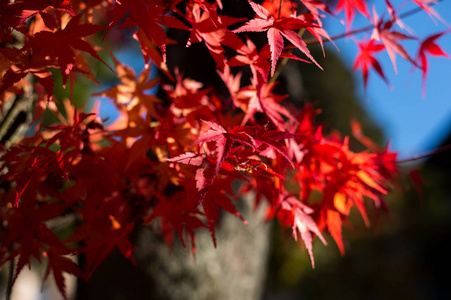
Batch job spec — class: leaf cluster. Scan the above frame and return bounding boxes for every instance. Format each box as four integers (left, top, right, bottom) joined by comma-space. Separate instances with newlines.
0, 0, 448, 298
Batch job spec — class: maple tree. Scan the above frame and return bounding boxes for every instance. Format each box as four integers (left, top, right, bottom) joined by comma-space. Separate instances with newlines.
0, 0, 449, 299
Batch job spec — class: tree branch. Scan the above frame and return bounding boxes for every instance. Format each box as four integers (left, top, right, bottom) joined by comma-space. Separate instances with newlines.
397, 144, 451, 164
304, 0, 444, 45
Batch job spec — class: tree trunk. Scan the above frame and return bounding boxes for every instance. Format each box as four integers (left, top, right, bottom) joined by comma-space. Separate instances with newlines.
76, 194, 271, 300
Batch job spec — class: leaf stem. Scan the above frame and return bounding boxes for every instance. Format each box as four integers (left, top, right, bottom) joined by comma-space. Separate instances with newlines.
278, 0, 283, 19
269, 28, 306, 84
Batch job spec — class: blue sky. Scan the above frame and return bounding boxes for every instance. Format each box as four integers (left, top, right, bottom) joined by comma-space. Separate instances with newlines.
325, 1, 451, 160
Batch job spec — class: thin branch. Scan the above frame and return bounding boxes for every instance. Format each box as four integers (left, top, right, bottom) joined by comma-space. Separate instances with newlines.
397, 144, 451, 164
304, 1, 444, 45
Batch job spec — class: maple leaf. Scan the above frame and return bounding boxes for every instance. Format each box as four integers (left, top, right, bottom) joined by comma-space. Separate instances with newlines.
411, 0, 449, 26
13, 0, 76, 26
108, 0, 188, 62
84, 224, 136, 276
26, 14, 111, 87
293, 12, 338, 56
279, 193, 326, 267
228, 38, 270, 82
43, 249, 83, 300
372, 11, 416, 73
63, 176, 140, 277
324, 204, 346, 254
183, 121, 296, 207
385, 0, 407, 30
335, 0, 370, 31
183, 2, 245, 70
202, 180, 247, 247
0, 47, 54, 102
146, 191, 205, 251
228, 38, 309, 83
240, 77, 297, 130
416, 30, 450, 97
133, 28, 173, 80
45, 103, 102, 155
262, 0, 296, 18
191, 121, 296, 175
233, 0, 322, 78
162, 71, 221, 127
234, 158, 286, 179
351, 119, 379, 150
217, 64, 243, 106
251, 128, 296, 168
93, 55, 161, 119
166, 152, 204, 166
299, 0, 333, 20
353, 38, 390, 90
2, 199, 68, 285
0, 145, 69, 206
0, 1, 21, 31
190, 120, 231, 178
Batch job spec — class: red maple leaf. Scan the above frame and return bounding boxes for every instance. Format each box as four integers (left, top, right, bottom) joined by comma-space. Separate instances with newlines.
0, 47, 54, 101
108, 0, 188, 62
262, 0, 296, 18
353, 38, 390, 90
233, 0, 322, 78
228, 38, 270, 82
0, 145, 69, 206
335, 0, 370, 31
26, 14, 111, 87
173, 121, 295, 208
240, 77, 297, 130
297, 12, 338, 55
228, 37, 309, 82
182, 1, 245, 70
13, 0, 76, 26
279, 193, 327, 267
133, 28, 174, 80
146, 191, 205, 251
166, 152, 204, 166
191, 120, 296, 176
190, 120, 232, 178
2, 199, 69, 287
202, 179, 247, 247
411, 0, 448, 25
385, 0, 406, 30
323, 207, 345, 254
416, 30, 450, 97
372, 12, 416, 73
93, 55, 161, 119
299, 0, 333, 19
217, 65, 243, 107
43, 248, 83, 300
0, 1, 22, 32
81, 223, 136, 277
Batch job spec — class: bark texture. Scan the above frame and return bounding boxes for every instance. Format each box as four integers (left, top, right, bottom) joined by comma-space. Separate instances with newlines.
76, 195, 271, 300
